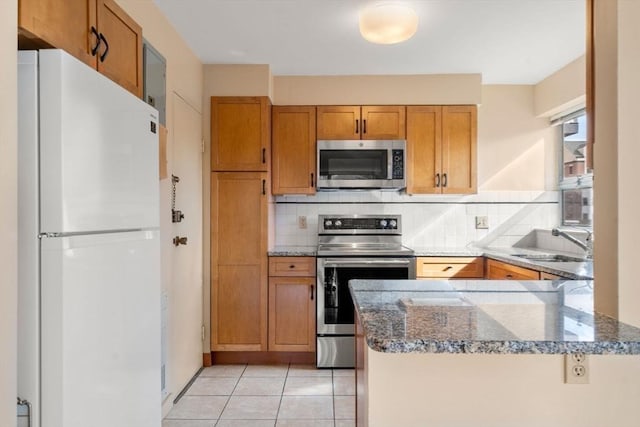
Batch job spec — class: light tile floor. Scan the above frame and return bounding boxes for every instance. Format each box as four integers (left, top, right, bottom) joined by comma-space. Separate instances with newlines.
163, 364, 355, 427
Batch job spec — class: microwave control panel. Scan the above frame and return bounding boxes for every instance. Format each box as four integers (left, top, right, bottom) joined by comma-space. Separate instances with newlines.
392, 149, 404, 179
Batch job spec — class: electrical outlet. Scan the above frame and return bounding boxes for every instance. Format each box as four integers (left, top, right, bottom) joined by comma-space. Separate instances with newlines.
298, 216, 307, 229
565, 352, 589, 384
475, 216, 489, 229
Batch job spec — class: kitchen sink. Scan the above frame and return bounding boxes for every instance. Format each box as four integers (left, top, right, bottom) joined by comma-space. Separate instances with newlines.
512, 254, 587, 262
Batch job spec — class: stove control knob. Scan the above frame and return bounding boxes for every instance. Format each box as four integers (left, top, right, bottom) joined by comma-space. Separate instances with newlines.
325, 220, 333, 227
335, 220, 342, 227
389, 219, 397, 228
380, 219, 388, 228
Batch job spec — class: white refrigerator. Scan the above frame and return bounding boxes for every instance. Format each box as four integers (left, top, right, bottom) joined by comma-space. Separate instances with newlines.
18, 50, 161, 427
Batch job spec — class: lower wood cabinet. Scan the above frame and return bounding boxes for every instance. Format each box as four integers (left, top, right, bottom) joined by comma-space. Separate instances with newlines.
540, 271, 564, 280
485, 259, 541, 280
268, 257, 316, 352
210, 172, 269, 351
417, 257, 484, 279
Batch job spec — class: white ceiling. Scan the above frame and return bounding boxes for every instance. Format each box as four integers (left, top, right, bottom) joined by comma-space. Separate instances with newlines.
153, 0, 586, 84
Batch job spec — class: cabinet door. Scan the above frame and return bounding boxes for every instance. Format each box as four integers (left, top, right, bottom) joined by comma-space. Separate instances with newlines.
441, 106, 477, 194
211, 97, 271, 171
211, 172, 268, 351
406, 106, 442, 194
272, 106, 316, 195
317, 106, 360, 140
485, 259, 540, 280
361, 106, 406, 139
18, 0, 97, 68
268, 277, 316, 352
96, 0, 143, 98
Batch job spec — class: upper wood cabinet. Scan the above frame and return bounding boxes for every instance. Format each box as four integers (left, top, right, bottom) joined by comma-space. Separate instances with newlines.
211, 172, 269, 351
95, 0, 143, 98
18, 0, 143, 98
272, 106, 316, 195
406, 105, 477, 194
211, 96, 271, 172
317, 106, 406, 140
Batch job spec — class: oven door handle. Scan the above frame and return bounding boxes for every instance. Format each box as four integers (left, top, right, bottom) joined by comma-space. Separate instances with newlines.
321, 258, 413, 268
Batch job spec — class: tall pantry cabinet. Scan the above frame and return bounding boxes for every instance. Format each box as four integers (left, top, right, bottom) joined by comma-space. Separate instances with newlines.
210, 97, 271, 351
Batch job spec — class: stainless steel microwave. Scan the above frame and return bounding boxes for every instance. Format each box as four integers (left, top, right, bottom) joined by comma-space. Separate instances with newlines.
316, 140, 406, 190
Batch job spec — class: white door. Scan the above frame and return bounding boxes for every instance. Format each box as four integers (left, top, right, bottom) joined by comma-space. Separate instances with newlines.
169, 93, 203, 394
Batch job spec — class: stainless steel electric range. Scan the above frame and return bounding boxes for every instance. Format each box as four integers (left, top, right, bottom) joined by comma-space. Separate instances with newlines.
316, 214, 415, 368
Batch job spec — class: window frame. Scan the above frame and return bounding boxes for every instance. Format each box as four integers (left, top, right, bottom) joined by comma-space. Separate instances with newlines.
557, 110, 593, 228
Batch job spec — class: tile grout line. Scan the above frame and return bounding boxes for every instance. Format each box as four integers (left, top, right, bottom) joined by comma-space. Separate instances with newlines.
213, 363, 248, 426
332, 368, 336, 427
275, 362, 291, 425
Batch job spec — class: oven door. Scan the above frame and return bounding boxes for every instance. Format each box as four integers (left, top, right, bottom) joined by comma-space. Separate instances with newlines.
316, 257, 415, 335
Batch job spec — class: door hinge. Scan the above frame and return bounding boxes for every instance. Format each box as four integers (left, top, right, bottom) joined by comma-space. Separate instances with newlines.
201, 138, 205, 153
201, 325, 205, 342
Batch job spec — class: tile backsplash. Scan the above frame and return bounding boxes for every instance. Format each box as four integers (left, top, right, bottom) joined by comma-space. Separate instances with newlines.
274, 190, 560, 248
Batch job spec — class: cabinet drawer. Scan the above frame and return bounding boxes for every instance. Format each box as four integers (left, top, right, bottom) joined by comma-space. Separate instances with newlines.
540, 271, 564, 280
416, 257, 484, 278
486, 259, 540, 280
269, 257, 316, 277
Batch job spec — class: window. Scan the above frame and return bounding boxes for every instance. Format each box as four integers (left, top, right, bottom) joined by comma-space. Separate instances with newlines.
559, 112, 593, 227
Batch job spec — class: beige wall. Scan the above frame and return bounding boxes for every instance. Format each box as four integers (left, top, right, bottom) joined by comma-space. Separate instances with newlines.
116, 0, 204, 414
365, 350, 640, 427
273, 74, 482, 105
593, 0, 620, 320
534, 55, 586, 117
116, 0, 203, 114
204, 64, 272, 98
617, 0, 640, 327
1, 0, 17, 425
478, 85, 559, 191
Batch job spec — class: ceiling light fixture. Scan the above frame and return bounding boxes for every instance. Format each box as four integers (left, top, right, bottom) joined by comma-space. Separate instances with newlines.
359, 3, 419, 45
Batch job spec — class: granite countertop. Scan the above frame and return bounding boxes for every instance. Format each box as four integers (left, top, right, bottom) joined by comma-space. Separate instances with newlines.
350, 279, 640, 355
483, 248, 593, 280
412, 246, 594, 280
268, 246, 317, 257
269, 245, 593, 279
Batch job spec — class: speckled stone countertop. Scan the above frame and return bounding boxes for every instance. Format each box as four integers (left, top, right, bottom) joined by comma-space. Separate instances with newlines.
269, 245, 593, 279
412, 246, 594, 280
350, 279, 640, 354
268, 246, 317, 257
411, 247, 486, 257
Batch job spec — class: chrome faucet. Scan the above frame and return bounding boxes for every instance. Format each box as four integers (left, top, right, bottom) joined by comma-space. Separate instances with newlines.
551, 228, 593, 259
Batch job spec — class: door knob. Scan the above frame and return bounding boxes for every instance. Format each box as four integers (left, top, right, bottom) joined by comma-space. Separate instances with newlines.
173, 236, 188, 246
